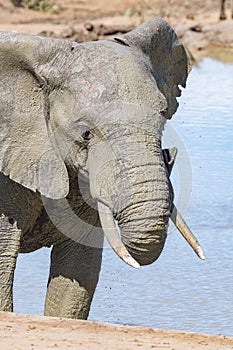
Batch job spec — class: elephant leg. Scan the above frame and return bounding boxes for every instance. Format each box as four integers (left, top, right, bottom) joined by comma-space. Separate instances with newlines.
0, 173, 43, 311
0, 214, 21, 311
44, 238, 103, 319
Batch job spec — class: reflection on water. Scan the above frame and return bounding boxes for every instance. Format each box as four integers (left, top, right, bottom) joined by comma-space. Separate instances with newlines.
14, 58, 233, 336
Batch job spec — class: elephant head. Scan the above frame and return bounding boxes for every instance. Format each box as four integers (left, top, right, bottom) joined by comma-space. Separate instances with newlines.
0, 18, 204, 267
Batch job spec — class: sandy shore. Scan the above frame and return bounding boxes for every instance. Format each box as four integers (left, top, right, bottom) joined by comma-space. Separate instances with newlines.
1, 312, 233, 350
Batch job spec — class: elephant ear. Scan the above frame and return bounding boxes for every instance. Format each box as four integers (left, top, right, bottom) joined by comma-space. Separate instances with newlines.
0, 32, 75, 199
114, 18, 190, 119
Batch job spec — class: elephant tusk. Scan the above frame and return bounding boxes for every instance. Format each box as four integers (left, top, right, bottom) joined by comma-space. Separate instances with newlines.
171, 204, 205, 260
97, 201, 140, 269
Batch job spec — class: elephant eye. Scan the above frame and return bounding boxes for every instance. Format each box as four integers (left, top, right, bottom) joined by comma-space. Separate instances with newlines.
82, 130, 91, 141
79, 125, 91, 142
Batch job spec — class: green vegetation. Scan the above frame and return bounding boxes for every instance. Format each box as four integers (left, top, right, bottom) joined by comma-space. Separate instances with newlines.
11, 0, 59, 13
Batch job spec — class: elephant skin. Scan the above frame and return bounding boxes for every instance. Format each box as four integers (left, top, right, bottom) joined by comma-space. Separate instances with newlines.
0, 18, 189, 319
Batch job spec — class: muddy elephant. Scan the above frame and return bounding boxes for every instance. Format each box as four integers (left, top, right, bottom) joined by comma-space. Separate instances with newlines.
0, 18, 204, 319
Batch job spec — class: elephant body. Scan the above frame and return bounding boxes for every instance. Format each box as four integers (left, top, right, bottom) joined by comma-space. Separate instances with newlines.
0, 18, 193, 319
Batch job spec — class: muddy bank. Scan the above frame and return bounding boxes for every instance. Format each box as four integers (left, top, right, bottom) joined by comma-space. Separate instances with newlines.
1, 312, 233, 350
0, 0, 232, 61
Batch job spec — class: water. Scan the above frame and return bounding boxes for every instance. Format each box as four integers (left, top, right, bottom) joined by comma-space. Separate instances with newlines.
14, 58, 233, 336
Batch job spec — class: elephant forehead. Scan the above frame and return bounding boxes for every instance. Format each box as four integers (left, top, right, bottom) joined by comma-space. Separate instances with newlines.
67, 41, 167, 115
67, 42, 120, 108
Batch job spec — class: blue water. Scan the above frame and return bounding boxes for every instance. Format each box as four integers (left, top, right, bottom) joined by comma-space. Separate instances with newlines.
14, 58, 233, 336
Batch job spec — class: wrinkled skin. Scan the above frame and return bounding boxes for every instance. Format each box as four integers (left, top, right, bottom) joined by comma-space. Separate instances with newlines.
0, 18, 189, 319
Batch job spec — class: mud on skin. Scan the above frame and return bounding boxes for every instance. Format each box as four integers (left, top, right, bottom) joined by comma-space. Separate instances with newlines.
0, 18, 203, 319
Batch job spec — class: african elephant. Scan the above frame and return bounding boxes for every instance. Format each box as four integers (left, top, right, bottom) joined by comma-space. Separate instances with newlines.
0, 18, 204, 319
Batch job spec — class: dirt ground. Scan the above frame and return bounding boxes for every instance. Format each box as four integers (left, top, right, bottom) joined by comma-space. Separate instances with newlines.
0, 1, 233, 349
1, 312, 233, 350
0, 0, 233, 61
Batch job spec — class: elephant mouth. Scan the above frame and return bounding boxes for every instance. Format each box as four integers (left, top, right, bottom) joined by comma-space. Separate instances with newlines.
97, 201, 205, 268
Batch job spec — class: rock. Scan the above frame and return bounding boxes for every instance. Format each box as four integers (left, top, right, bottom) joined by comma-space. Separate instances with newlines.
190, 24, 202, 32
84, 22, 94, 32
60, 27, 75, 38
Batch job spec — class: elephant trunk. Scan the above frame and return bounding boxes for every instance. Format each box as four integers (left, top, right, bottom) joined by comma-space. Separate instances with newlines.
88, 132, 172, 266
115, 164, 172, 266
89, 130, 205, 267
